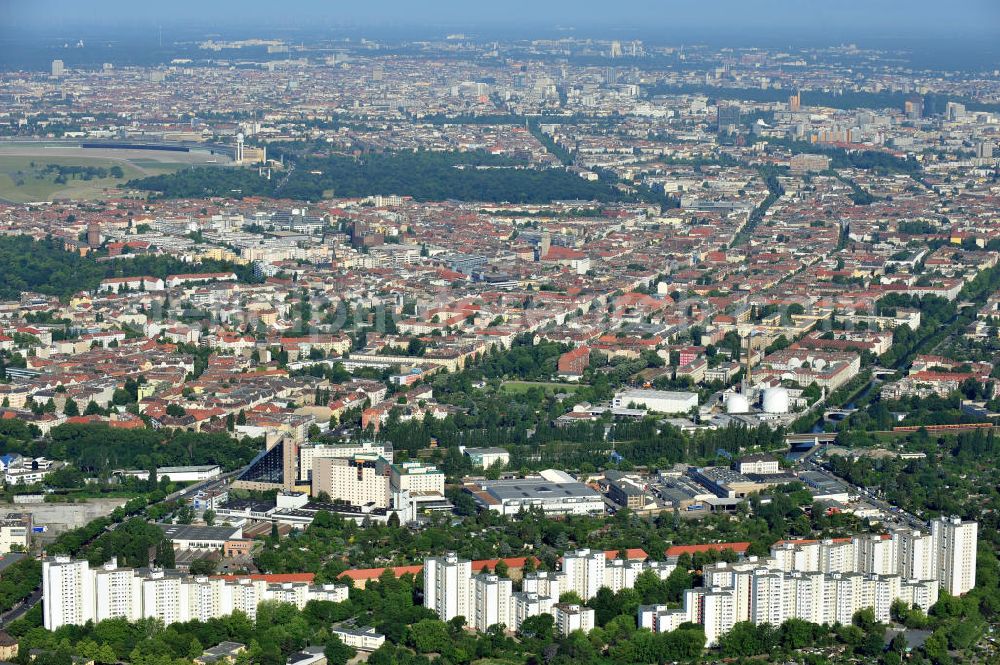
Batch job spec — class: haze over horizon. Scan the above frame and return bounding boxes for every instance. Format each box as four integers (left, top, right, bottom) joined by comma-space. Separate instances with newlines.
3, 0, 1000, 42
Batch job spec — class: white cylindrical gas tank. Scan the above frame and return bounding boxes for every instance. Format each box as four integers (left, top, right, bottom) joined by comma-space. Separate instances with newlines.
762, 387, 790, 414
725, 393, 750, 414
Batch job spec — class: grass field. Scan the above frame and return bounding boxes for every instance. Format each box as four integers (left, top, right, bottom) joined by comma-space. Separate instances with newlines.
500, 380, 585, 395
0, 155, 178, 202
0, 146, 227, 203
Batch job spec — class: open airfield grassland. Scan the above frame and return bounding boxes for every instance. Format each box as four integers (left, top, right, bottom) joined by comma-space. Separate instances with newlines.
0, 145, 228, 202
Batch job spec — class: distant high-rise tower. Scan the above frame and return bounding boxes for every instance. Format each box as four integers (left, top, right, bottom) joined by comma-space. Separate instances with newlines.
86, 222, 101, 248
788, 91, 801, 112
609, 41, 623, 58
717, 105, 741, 134
904, 95, 923, 120
976, 140, 994, 160
538, 231, 551, 261
235, 133, 245, 164
51, 59, 65, 77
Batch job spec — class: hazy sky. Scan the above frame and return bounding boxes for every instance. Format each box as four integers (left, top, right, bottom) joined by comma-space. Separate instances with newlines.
4, 0, 999, 39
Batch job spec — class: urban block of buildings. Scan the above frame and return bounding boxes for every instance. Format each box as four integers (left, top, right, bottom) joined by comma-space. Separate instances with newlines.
422, 517, 976, 646
41, 556, 348, 630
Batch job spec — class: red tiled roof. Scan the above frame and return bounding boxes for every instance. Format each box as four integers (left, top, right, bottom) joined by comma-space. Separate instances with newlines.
212, 573, 315, 583
665, 542, 750, 557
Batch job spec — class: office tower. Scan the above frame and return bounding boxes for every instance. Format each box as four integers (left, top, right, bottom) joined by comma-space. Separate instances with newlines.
51, 59, 64, 77
609, 40, 623, 58
932, 516, 978, 596
43, 556, 95, 630
976, 140, 994, 159
904, 96, 923, 120
282, 436, 299, 491
717, 105, 741, 133
87, 221, 101, 248
472, 574, 512, 631
788, 91, 801, 112
424, 552, 472, 622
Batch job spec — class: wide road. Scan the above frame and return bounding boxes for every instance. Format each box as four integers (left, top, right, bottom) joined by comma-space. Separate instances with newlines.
0, 587, 41, 628
3, 469, 247, 628
798, 448, 926, 531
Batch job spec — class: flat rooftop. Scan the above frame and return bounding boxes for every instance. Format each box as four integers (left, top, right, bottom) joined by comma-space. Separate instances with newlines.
479, 478, 600, 501
157, 523, 242, 541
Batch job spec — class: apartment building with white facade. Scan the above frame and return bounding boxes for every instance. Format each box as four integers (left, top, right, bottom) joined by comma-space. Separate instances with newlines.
311, 454, 389, 507
423, 552, 472, 623
641, 518, 976, 646
424, 548, 682, 636
42, 557, 348, 630
932, 516, 978, 596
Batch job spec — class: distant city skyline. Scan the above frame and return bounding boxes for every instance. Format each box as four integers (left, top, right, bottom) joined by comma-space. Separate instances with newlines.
4, 0, 1000, 40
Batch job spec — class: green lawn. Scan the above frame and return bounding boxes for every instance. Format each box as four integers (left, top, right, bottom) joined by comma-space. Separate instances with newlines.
0, 155, 186, 202
500, 380, 585, 395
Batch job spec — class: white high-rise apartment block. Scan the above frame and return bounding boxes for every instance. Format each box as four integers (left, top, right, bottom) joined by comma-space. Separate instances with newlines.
560, 549, 606, 601
638, 603, 692, 634
510, 592, 555, 632
43, 557, 95, 630
521, 571, 562, 600
932, 516, 978, 596
789, 571, 827, 625
819, 539, 856, 573
94, 560, 142, 623
387, 460, 445, 496
552, 603, 595, 635
602, 558, 644, 594
42, 558, 348, 630
141, 570, 184, 626
686, 587, 736, 647
472, 574, 512, 631
750, 572, 785, 626
856, 534, 896, 575
895, 530, 935, 581
423, 552, 472, 622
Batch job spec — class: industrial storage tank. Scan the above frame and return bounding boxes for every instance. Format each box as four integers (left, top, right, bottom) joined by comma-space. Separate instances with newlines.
762, 387, 790, 414
725, 393, 750, 414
